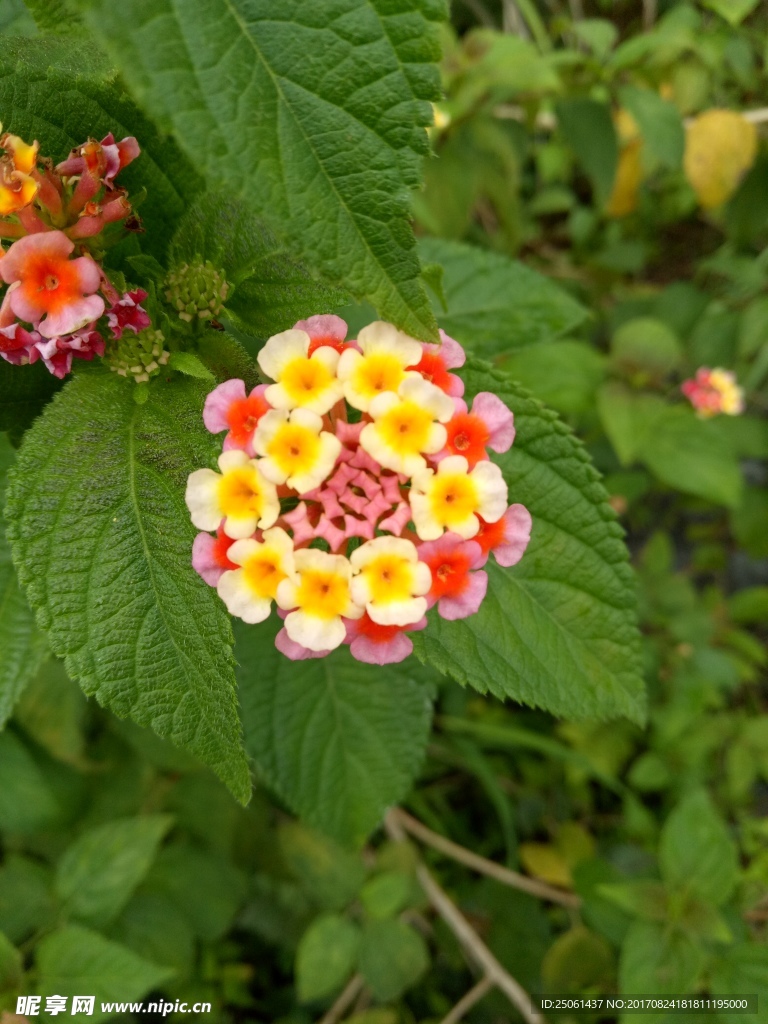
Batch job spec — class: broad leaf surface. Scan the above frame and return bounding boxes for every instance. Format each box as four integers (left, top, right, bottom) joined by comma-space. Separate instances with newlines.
0, 36, 201, 262
659, 790, 738, 907
169, 191, 348, 341
412, 361, 646, 724
35, 925, 171, 1022
236, 618, 435, 846
0, 435, 48, 729
4, 372, 251, 802
73, 0, 445, 340
418, 238, 589, 353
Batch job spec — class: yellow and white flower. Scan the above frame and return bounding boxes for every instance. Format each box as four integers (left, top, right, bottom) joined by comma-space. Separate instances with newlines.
337, 320, 422, 412
257, 328, 344, 415
217, 528, 295, 624
360, 375, 454, 476
185, 449, 280, 539
277, 549, 363, 651
253, 407, 342, 494
410, 455, 508, 540
350, 536, 431, 626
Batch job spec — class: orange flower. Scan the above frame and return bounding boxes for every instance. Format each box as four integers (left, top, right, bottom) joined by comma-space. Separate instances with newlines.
0, 231, 104, 338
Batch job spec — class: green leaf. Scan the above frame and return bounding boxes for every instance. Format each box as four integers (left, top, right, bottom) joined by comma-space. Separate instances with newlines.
15, 659, 88, 765
712, 944, 768, 1024
236, 617, 435, 846
541, 925, 614, 994
279, 822, 367, 912
0, 435, 48, 728
609, 317, 682, 378
115, 892, 196, 976
659, 790, 738, 907
168, 351, 215, 381
619, 921, 703, 1000
23, 0, 84, 34
359, 871, 413, 919
596, 385, 663, 467
197, 331, 261, 390
636, 407, 743, 508
0, 855, 55, 945
618, 86, 685, 171
296, 914, 360, 1003
417, 238, 589, 354
169, 191, 348, 340
412, 361, 646, 725
702, 0, 759, 26
0, 361, 63, 441
72, 0, 445, 340
555, 98, 618, 207
598, 881, 669, 921
142, 842, 248, 941
357, 919, 428, 1001
0, 731, 59, 834
4, 372, 251, 803
35, 925, 172, 1022
0, 930, 22, 991
0, 36, 201, 264
56, 816, 174, 927
500, 341, 606, 417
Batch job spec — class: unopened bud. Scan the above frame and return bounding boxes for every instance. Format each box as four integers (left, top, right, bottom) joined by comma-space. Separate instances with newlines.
106, 327, 170, 383
164, 259, 230, 323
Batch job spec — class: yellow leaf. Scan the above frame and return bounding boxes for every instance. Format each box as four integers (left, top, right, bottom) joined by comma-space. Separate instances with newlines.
519, 842, 573, 887
684, 109, 757, 209
606, 109, 643, 218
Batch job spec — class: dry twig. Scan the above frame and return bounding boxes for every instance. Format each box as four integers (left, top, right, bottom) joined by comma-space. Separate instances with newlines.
385, 810, 546, 1024
439, 976, 495, 1024
316, 974, 365, 1024
392, 807, 581, 908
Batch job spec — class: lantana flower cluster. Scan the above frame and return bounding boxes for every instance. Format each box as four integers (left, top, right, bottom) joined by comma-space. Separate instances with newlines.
681, 367, 745, 419
186, 317, 532, 665
0, 127, 151, 378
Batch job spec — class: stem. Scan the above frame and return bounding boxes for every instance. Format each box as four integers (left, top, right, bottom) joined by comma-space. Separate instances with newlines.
316, 974, 365, 1024
385, 811, 546, 1024
439, 976, 495, 1024
392, 808, 581, 908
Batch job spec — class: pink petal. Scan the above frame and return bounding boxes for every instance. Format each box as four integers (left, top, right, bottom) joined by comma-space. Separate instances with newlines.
472, 393, 515, 452
438, 330, 466, 369
494, 504, 532, 567
0, 231, 73, 284
36, 294, 105, 339
293, 314, 347, 342
203, 379, 246, 434
438, 570, 487, 620
192, 533, 226, 587
350, 631, 414, 665
275, 627, 330, 660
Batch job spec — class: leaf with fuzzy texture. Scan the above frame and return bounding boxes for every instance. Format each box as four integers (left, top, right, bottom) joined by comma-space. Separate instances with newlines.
0, 435, 48, 729
412, 360, 646, 725
236, 618, 435, 846
72, 0, 445, 340
4, 372, 250, 803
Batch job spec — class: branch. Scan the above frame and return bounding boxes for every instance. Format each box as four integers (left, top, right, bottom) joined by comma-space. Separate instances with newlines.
392, 808, 581, 909
317, 974, 365, 1024
385, 811, 546, 1024
439, 976, 495, 1024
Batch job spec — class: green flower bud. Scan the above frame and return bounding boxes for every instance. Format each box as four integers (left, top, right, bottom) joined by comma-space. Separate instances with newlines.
164, 260, 230, 323
106, 327, 170, 384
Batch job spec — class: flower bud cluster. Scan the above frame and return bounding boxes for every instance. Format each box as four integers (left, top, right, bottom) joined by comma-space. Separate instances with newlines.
681, 367, 744, 418
165, 260, 230, 323
0, 129, 151, 378
186, 316, 532, 665
105, 325, 170, 383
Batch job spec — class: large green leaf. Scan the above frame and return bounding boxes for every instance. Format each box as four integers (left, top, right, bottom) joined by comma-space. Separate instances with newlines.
4, 372, 251, 802
0, 36, 201, 262
555, 97, 618, 207
236, 617, 435, 846
712, 945, 768, 1024
418, 238, 589, 354
0, 361, 62, 440
56, 816, 174, 927
72, 0, 445, 340
659, 790, 738, 907
412, 361, 646, 724
168, 191, 348, 341
35, 925, 172, 1022
0, 435, 48, 728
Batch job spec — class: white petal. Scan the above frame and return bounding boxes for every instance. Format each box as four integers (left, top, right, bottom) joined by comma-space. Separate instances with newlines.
368, 596, 427, 627
257, 329, 309, 380
357, 321, 422, 365
185, 469, 222, 531
472, 461, 509, 523
285, 609, 346, 651
217, 570, 273, 624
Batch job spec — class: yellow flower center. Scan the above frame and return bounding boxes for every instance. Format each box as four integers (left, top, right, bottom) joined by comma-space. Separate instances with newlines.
354, 353, 406, 401
296, 569, 351, 619
243, 550, 287, 600
429, 473, 479, 527
363, 554, 415, 604
218, 467, 266, 518
377, 400, 434, 455
280, 356, 335, 404
267, 423, 321, 476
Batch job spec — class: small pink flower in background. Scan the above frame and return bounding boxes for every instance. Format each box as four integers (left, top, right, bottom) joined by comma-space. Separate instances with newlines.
681, 367, 745, 418
107, 289, 150, 339
0, 231, 104, 338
